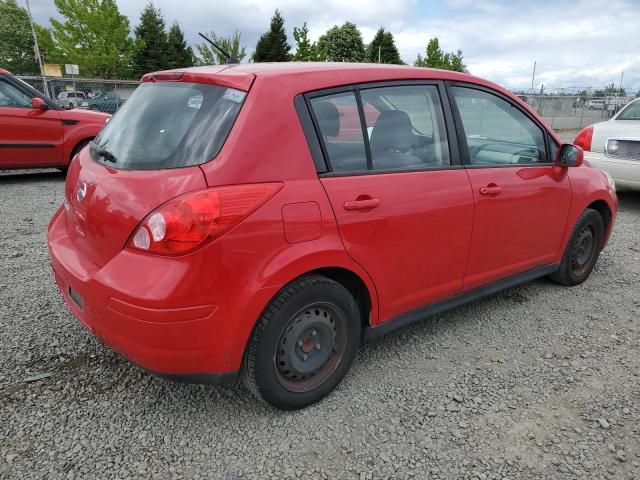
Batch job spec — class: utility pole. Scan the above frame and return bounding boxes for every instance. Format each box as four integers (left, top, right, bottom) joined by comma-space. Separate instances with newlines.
378, 45, 381, 63
25, 0, 50, 97
618, 71, 624, 96
530, 61, 536, 93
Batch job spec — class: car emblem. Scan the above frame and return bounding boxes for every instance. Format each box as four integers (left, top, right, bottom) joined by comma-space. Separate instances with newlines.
76, 182, 88, 202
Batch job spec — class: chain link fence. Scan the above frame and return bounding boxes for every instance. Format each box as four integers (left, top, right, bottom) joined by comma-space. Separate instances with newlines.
17, 76, 139, 114
518, 93, 634, 131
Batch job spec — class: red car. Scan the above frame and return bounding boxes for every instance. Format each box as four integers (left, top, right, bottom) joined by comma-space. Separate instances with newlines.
0, 69, 109, 169
48, 63, 617, 409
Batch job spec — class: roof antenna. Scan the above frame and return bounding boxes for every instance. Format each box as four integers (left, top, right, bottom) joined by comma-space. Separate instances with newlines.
198, 32, 240, 64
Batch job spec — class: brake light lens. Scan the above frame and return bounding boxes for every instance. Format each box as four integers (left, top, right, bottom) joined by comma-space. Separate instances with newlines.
128, 183, 283, 255
573, 126, 593, 151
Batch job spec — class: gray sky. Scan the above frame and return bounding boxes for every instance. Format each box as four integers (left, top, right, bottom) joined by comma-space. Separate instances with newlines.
27, 0, 640, 92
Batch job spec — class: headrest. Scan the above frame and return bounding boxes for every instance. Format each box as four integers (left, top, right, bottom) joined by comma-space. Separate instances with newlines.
370, 110, 416, 152
314, 101, 340, 137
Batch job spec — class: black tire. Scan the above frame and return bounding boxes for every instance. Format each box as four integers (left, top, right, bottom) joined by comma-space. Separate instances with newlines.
550, 208, 604, 286
243, 275, 361, 410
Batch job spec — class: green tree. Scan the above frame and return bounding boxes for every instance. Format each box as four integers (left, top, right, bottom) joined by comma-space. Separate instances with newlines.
48, 0, 134, 78
35, 24, 63, 65
253, 10, 291, 62
166, 22, 193, 69
594, 84, 625, 97
292, 22, 319, 61
636, 90, 640, 98
0, 0, 40, 74
366, 27, 403, 64
415, 37, 468, 73
317, 22, 366, 62
133, 2, 168, 76
196, 31, 246, 65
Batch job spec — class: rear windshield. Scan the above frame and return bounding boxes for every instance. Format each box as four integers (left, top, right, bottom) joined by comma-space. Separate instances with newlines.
91, 82, 246, 170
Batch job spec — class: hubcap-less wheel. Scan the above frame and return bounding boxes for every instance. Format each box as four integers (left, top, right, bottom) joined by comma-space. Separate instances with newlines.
243, 275, 361, 409
570, 225, 596, 276
275, 303, 347, 393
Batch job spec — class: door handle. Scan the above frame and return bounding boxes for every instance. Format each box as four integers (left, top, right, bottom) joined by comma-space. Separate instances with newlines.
479, 185, 502, 196
343, 198, 380, 211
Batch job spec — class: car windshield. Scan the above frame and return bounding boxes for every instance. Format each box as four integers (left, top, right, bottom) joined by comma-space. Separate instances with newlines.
617, 101, 640, 120
90, 82, 246, 170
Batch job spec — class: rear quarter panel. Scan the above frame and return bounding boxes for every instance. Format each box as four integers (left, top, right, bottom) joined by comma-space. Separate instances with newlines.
185, 178, 379, 372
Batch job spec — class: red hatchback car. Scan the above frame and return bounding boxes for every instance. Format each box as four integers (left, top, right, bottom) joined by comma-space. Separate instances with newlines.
48, 63, 617, 409
0, 69, 109, 169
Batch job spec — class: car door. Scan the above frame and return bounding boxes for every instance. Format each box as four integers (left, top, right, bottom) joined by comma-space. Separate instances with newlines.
308, 83, 475, 323
448, 83, 571, 291
0, 77, 62, 167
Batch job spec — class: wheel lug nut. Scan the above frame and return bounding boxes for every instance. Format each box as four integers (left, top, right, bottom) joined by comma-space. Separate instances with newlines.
297, 340, 303, 347
315, 344, 321, 350
303, 354, 308, 361
311, 330, 317, 336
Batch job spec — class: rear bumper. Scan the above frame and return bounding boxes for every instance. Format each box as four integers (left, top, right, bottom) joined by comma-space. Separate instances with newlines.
47, 207, 247, 383
585, 151, 640, 190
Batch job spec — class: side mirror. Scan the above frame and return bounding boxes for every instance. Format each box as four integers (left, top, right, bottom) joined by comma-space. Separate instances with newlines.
32, 97, 48, 111
556, 143, 584, 167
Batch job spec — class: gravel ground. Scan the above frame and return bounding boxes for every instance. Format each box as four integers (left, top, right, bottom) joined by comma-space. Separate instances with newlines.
1, 169, 639, 480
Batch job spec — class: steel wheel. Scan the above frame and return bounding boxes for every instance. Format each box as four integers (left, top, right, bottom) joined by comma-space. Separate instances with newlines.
550, 208, 605, 286
274, 303, 347, 393
243, 275, 361, 410
570, 225, 596, 276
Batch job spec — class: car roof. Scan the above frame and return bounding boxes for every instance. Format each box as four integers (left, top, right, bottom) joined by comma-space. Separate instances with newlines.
145, 62, 499, 94
0, 68, 11, 75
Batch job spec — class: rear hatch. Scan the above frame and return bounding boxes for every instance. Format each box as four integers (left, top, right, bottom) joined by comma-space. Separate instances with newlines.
63, 73, 251, 267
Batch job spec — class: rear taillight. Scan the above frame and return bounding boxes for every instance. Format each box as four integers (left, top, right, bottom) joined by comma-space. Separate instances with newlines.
574, 126, 593, 151
128, 183, 282, 255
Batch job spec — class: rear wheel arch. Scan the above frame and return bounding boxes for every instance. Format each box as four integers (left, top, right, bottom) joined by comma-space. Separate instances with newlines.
237, 266, 374, 367
308, 267, 372, 330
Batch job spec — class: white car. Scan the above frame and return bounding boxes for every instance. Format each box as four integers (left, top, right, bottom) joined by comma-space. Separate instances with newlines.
587, 99, 605, 110
574, 98, 640, 190
56, 91, 87, 109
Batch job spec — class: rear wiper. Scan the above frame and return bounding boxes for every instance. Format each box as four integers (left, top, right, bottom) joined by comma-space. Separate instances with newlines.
90, 141, 117, 163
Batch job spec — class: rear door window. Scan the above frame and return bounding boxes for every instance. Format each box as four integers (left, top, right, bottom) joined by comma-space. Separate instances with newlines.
309, 84, 450, 174
360, 85, 449, 171
309, 92, 368, 172
91, 82, 246, 170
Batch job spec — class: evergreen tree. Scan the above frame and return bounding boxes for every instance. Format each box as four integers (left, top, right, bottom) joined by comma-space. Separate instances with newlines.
196, 31, 246, 65
292, 22, 318, 61
253, 10, 291, 62
133, 2, 168, 76
366, 28, 403, 64
166, 22, 193, 69
317, 22, 366, 63
415, 37, 468, 73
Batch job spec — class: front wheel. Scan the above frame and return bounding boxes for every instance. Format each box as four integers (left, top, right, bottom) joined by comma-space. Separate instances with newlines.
550, 208, 604, 286
243, 275, 361, 410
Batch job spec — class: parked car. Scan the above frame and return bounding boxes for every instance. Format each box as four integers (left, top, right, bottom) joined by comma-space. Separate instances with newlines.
57, 90, 87, 109
48, 63, 618, 410
574, 97, 640, 190
86, 91, 125, 113
587, 99, 605, 110
0, 69, 110, 170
